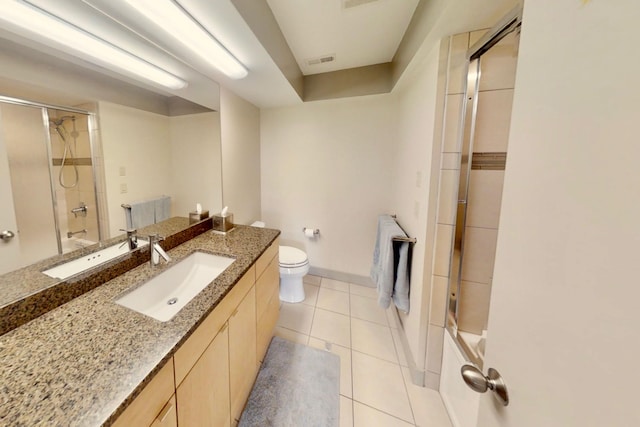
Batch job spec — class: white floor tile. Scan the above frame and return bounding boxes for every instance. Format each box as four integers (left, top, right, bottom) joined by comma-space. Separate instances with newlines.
310, 308, 351, 348
402, 368, 452, 427
391, 327, 409, 368
317, 287, 350, 315
309, 338, 353, 398
349, 283, 378, 299
352, 351, 413, 423
353, 401, 414, 427
303, 274, 322, 286
277, 302, 315, 335
350, 294, 388, 325
387, 305, 399, 328
301, 283, 320, 306
321, 278, 350, 292
274, 326, 309, 345
351, 318, 398, 363
340, 396, 354, 427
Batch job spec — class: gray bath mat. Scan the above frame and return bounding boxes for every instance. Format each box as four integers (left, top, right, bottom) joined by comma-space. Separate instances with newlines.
239, 336, 340, 427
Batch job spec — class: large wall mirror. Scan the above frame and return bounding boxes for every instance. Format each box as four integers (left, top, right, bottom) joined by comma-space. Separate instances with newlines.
0, 36, 224, 280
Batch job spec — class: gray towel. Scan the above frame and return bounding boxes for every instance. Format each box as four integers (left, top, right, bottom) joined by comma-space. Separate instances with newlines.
126, 199, 155, 229
371, 215, 411, 313
154, 195, 171, 223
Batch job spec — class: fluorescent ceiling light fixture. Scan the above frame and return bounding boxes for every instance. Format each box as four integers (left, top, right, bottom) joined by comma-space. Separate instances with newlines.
123, 0, 249, 79
0, 0, 187, 90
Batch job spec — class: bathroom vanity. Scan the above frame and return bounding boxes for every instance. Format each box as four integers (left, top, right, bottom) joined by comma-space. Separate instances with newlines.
0, 221, 280, 426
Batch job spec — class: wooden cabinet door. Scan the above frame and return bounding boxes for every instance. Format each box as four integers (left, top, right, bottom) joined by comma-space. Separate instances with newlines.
228, 285, 257, 423
177, 325, 231, 427
151, 395, 177, 427
256, 256, 280, 363
113, 361, 175, 427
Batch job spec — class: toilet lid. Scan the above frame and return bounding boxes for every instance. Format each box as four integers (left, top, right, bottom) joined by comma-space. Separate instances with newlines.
279, 246, 308, 267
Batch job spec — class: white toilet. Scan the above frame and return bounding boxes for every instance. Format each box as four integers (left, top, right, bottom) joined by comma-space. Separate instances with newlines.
251, 222, 309, 303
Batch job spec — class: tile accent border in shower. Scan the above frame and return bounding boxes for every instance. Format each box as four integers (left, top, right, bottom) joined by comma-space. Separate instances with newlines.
471, 152, 507, 170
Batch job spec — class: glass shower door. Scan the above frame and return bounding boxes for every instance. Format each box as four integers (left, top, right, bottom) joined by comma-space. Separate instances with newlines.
448, 25, 520, 368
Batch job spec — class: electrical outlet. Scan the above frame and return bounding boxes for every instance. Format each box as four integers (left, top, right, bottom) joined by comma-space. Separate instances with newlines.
120, 183, 127, 194
119, 166, 126, 177
416, 171, 422, 188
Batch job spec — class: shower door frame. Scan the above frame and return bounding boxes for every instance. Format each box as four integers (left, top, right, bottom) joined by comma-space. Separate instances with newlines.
0, 95, 101, 254
446, 8, 522, 366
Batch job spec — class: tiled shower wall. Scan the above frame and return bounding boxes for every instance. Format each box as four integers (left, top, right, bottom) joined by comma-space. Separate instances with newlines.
458, 32, 517, 335
49, 110, 100, 246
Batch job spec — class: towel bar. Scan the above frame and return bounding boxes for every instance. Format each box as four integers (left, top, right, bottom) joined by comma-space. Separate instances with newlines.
392, 236, 417, 244
388, 215, 417, 244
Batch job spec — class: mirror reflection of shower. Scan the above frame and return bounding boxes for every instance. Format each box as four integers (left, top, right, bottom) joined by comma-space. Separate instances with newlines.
47, 109, 101, 254
0, 99, 103, 272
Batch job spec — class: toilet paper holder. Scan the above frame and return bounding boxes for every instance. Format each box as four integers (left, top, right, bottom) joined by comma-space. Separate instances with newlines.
302, 227, 320, 236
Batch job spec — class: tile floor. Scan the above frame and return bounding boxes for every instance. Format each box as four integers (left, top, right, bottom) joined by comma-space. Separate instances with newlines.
275, 275, 453, 427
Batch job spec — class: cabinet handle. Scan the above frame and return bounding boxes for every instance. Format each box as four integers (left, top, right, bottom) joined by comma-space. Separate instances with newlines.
231, 308, 239, 317
219, 322, 228, 334
157, 399, 174, 423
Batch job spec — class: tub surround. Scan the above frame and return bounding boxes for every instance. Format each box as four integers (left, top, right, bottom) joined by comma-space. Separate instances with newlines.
0, 224, 279, 426
0, 217, 214, 336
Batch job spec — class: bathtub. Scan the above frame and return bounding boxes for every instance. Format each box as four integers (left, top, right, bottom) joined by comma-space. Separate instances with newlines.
440, 330, 480, 427
61, 236, 96, 254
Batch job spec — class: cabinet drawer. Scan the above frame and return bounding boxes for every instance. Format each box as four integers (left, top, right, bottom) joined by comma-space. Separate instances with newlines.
113, 360, 175, 427
174, 266, 255, 386
256, 257, 279, 320
255, 237, 279, 280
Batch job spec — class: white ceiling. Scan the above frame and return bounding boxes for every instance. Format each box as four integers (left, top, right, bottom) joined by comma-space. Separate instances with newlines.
0, 0, 517, 110
266, 0, 419, 75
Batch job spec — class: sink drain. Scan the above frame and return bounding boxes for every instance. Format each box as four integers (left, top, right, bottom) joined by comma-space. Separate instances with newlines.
167, 297, 178, 305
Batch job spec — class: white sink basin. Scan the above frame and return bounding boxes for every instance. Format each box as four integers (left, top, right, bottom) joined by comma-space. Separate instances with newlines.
43, 239, 149, 280
115, 252, 235, 322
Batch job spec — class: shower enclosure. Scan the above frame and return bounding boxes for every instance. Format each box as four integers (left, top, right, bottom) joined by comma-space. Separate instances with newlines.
0, 96, 101, 274
446, 13, 521, 368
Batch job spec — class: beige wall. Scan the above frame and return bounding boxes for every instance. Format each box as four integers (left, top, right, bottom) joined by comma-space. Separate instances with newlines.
99, 103, 223, 237
98, 102, 172, 237
220, 87, 261, 225
260, 95, 396, 278
390, 39, 442, 384
169, 112, 223, 218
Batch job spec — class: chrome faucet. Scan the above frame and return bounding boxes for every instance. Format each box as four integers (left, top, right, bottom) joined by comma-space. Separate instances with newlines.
119, 228, 138, 250
147, 233, 171, 267
67, 229, 87, 238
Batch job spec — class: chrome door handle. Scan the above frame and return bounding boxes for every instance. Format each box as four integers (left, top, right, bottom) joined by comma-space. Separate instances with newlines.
0, 230, 15, 242
461, 365, 509, 406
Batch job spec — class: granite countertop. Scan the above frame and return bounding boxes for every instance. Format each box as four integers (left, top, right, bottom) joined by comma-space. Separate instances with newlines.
0, 217, 196, 308
0, 217, 212, 336
0, 225, 279, 426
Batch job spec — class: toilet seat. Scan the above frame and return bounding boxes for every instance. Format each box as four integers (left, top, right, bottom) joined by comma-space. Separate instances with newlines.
279, 246, 308, 268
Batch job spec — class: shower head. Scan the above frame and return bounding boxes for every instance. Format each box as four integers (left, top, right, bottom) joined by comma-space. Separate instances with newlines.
49, 115, 75, 127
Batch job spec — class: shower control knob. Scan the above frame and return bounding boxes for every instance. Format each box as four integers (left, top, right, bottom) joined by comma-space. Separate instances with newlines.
0, 230, 15, 242
461, 364, 509, 406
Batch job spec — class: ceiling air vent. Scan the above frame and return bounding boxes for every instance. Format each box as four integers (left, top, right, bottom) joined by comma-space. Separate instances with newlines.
343, 0, 379, 9
306, 54, 336, 66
